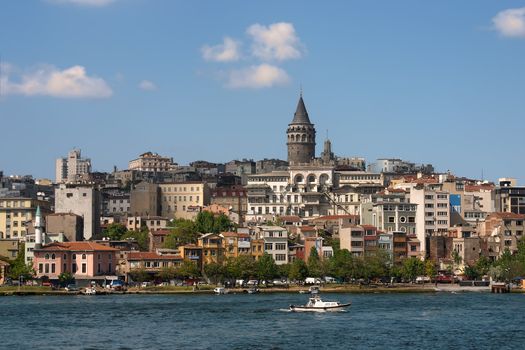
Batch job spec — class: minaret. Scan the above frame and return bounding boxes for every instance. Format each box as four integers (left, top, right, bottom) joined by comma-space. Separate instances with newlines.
34, 206, 44, 249
286, 93, 316, 164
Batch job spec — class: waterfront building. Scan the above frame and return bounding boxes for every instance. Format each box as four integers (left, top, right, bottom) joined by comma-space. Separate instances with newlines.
55, 149, 91, 184
178, 244, 203, 270
55, 184, 101, 240
360, 191, 417, 235
220, 231, 251, 259
123, 251, 182, 281
312, 214, 359, 236
479, 212, 525, 259
32, 241, 118, 282
198, 233, 224, 265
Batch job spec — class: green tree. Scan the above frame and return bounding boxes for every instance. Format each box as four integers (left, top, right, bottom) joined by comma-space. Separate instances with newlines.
156, 267, 177, 281
103, 223, 128, 240
176, 260, 201, 279
363, 249, 391, 280
225, 256, 256, 280
129, 268, 151, 283
289, 259, 308, 281
194, 211, 216, 233
8, 244, 34, 280
307, 247, 323, 278
58, 272, 75, 287
204, 262, 225, 284
328, 249, 355, 281
256, 253, 278, 282
425, 260, 437, 279
122, 227, 149, 251
164, 219, 199, 248
277, 263, 291, 279
401, 258, 425, 282
475, 256, 492, 277
214, 213, 234, 233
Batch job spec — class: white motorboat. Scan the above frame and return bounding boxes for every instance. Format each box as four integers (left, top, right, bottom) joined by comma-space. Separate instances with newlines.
83, 287, 97, 295
213, 287, 229, 295
289, 295, 351, 312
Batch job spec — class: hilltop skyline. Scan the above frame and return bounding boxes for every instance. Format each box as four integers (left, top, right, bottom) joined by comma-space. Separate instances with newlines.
1, 1, 524, 184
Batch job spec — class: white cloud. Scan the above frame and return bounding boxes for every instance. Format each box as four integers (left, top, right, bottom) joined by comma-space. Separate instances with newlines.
201, 37, 241, 62
226, 64, 290, 88
47, 0, 115, 6
247, 22, 304, 61
493, 7, 525, 38
138, 80, 157, 91
1, 63, 113, 98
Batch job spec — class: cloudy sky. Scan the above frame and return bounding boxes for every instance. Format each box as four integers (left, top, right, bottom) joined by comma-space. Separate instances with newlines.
1, 1, 524, 184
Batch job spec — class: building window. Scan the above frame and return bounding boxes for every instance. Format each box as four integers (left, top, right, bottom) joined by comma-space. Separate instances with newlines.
51, 263, 55, 274
275, 254, 286, 261
45, 254, 49, 259
388, 217, 395, 223
81, 263, 87, 273
51, 254, 55, 260
72, 254, 76, 259
82, 254, 87, 260
265, 243, 273, 250
275, 243, 286, 250
45, 264, 49, 274
72, 263, 77, 273
39, 263, 43, 274
63, 263, 67, 272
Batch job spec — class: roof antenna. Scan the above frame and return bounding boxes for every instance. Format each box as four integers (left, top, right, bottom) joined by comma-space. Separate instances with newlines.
300, 83, 303, 98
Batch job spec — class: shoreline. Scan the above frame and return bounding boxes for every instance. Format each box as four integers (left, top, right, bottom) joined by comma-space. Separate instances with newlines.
1, 284, 514, 296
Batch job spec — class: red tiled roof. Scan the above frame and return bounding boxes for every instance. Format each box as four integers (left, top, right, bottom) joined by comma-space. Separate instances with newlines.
488, 212, 525, 220
127, 252, 182, 260
221, 231, 239, 237
151, 229, 171, 236
313, 214, 359, 221
465, 184, 494, 192
300, 226, 316, 232
36, 242, 119, 252
278, 215, 301, 222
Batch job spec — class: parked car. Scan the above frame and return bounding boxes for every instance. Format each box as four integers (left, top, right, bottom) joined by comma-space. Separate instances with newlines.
415, 276, 431, 284
65, 284, 79, 292
141, 281, 152, 288
246, 280, 259, 286
305, 277, 322, 284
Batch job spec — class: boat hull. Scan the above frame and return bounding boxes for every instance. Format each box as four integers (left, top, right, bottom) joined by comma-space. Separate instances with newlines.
289, 303, 351, 312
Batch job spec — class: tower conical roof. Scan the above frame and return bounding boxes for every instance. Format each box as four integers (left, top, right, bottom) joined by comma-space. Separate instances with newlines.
291, 95, 312, 124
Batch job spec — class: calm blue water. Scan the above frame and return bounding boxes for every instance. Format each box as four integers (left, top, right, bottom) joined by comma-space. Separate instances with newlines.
1, 292, 524, 349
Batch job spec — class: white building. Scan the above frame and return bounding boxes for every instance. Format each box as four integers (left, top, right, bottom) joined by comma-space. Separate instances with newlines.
409, 184, 450, 256
55, 149, 91, 184
255, 226, 289, 265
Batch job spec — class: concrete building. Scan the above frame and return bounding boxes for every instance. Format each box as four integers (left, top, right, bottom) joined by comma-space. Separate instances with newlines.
102, 191, 130, 217
130, 181, 160, 217
46, 213, 84, 241
452, 237, 481, 267
0, 198, 50, 239
210, 185, 247, 222
255, 226, 288, 265
124, 252, 182, 281
159, 182, 211, 220
126, 216, 169, 232
0, 239, 19, 259
221, 231, 251, 259
54, 184, 101, 240
494, 178, 525, 215
55, 149, 91, 184
128, 152, 176, 172
409, 184, 450, 257
360, 192, 417, 235
339, 225, 365, 257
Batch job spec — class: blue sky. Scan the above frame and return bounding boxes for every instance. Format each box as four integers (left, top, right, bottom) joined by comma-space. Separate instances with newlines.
1, 0, 524, 184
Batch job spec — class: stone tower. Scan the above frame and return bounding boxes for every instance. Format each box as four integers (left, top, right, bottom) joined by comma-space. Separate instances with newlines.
287, 94, 316, 164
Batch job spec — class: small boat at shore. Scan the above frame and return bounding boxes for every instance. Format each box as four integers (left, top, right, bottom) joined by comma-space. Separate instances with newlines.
214, 287, 229, 295
83, 287, 97, 295
289, 295, 351, 312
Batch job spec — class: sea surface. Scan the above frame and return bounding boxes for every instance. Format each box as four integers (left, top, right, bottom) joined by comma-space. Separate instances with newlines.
1, 292, 524, 349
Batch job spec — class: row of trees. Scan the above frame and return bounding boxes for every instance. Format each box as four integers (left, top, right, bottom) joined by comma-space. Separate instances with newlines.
99, 212, 235, 251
